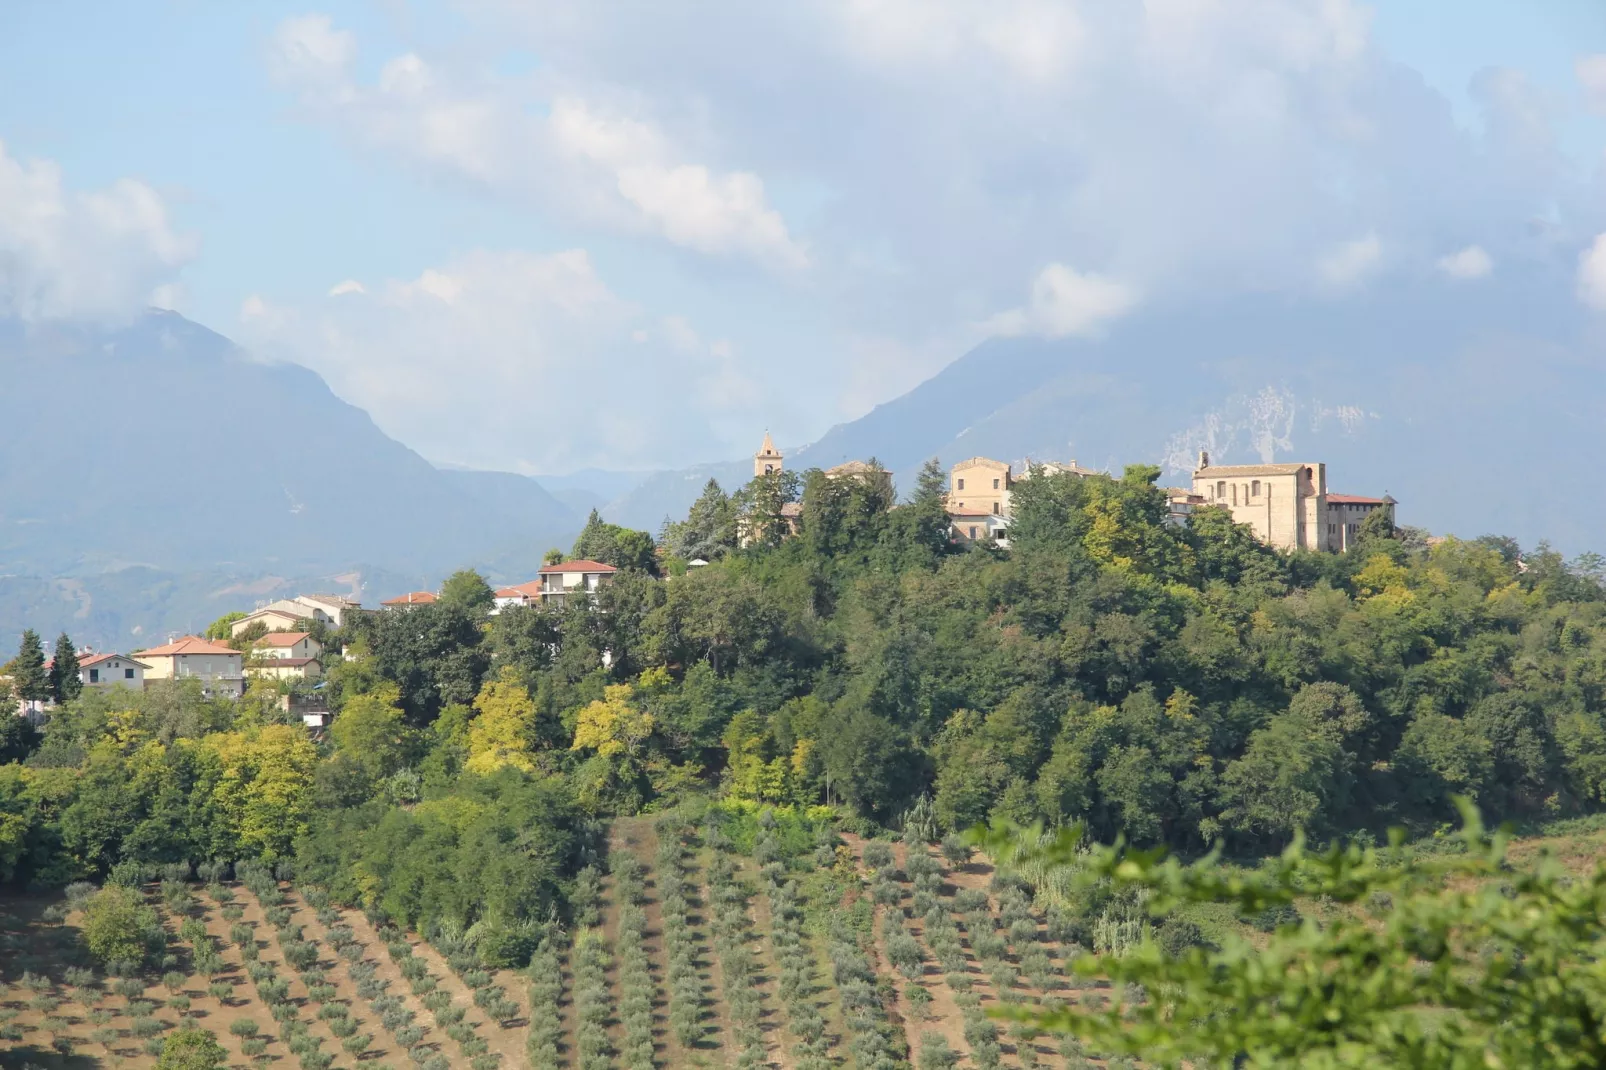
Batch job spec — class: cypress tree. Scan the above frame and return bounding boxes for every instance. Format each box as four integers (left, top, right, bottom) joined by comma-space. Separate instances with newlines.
12, 629, 50, 703
50, 632, 82, 703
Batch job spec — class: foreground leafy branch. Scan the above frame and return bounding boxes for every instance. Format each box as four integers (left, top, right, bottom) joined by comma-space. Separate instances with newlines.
977, 799, 1606, 1070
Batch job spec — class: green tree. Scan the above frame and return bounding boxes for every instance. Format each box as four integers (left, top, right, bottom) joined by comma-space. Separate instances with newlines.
982, 803, 1606, 1070
156, 1025, 228, 1070
439, 569, 495, 612
10, 629, 49, 704
573, 510, 659, 574
81, 885, 165, 968
732, 469, 803, 548
662, 479, 736, 562
49, 632, 83, 704
203, 612, 246, 641
0, 710, 40, 763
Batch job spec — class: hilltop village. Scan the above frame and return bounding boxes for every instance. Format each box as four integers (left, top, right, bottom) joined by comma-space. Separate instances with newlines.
4, 434, 1393, 720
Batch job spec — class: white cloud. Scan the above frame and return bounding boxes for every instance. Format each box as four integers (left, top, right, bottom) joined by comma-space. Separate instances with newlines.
267, 14, 354, 84
1579, 234, 1606, 310
238, 249, 759, 471
268, 20, 806, 269
0, 140, 195, 320
328, 279, 365, 296
1578, 55, 1606, 115
1317, 233, 1382, 287
1436, 245, 1493, 280
987, 263, 1140, 339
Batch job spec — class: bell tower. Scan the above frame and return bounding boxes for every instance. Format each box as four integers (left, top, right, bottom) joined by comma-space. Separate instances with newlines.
754, 432, 783, 477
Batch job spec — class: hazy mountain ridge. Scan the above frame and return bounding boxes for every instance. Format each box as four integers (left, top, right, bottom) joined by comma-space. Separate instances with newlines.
604, 273, 1606, 555
0, 311, 583, 644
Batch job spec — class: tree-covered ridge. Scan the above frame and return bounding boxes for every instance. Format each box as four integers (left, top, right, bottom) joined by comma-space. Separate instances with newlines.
3, 461, 1605, 965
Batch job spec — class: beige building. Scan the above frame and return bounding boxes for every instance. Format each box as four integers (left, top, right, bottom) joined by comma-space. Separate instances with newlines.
1326, 493, 1395, 551
950, 457, 1012, 517
1191, 452, 1327, 552
538, 560, 618, 603
79, 652, 150, 691
248, 657, 323, 684
754, 432, 784, 477
134, 636, 245, 698
824, 459, 894, 498
1192, 451, 1396, 552
230, 594, 361, 637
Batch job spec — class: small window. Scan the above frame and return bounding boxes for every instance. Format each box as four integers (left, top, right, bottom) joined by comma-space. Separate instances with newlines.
958, 478, 965, 491
125, 668, 135, 679
89, 668, 100, 683
1217, 481, 1226, 498
968, 526, 978, 539
992, 501, 1000, 513
1252, 480, 1260, 496
992, 478, 1000, 490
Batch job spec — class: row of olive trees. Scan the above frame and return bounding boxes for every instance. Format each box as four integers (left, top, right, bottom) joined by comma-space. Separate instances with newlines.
754, 826, 833, 1070
655, 816, 709, 1048
612, 851, 657, 1070
524, 925, 566, 1070
704, 818, 768, 1070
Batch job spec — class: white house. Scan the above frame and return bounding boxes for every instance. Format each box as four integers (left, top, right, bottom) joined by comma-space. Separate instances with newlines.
134, 636, 245, 698
949, 509, 1010, 547
79, 652, 149, 691
252, 632, 323, 661
492, 580, 544, 612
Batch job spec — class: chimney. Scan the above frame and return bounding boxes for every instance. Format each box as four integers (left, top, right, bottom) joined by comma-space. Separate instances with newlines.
1198, 449, 1210, 470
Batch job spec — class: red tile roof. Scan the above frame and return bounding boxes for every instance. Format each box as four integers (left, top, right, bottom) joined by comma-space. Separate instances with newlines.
136, 636, 240, 657
1327, 493, 1386, 505
382, 591, 437, 605
256, 632, 311, 647
496, 580, 545, 598
538, 560, 618, 575
80, 652, 150, 669
256, 657, 322, 668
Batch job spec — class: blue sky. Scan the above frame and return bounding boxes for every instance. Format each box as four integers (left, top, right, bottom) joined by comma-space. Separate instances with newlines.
1, 1, 1603, 474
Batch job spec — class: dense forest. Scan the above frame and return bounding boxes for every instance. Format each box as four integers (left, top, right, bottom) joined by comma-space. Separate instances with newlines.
4, 461, 1606, 965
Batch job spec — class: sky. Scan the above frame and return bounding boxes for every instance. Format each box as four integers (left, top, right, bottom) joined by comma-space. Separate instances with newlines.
1, 0, 1603, 475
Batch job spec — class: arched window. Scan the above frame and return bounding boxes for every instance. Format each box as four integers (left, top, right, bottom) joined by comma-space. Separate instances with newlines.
1217, 481, 1226, 498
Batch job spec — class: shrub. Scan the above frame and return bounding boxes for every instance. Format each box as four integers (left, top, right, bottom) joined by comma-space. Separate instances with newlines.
241, 1037, 269, 1057
862, 841, 894, 870
231, 1019, 261, 1038
132, 1016, 165, 1038
343, 1033, 372, 1056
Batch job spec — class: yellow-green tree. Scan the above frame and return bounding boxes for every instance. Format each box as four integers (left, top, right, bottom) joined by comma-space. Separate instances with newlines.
199, 725, 317, 862
572, 680, 657, 759
330, 684, 413, 777
466, 669, 539, 775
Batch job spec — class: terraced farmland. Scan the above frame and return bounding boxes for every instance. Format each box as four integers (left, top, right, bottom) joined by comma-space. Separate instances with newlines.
1, 812, 1116, 1070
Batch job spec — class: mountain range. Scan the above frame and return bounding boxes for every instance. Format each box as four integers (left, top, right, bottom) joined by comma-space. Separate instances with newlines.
0, 313, 580, 647
4, 265, 1601, 647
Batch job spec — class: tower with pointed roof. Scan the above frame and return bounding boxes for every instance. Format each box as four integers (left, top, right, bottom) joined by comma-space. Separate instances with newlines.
754, 432, 783, 478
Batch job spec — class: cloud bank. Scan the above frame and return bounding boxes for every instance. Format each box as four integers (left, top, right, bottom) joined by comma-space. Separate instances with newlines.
0, 140, 193, 320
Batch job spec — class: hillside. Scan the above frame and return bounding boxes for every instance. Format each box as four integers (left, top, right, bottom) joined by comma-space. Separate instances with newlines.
0, 312, 582, 644
606, 273, 1605, 554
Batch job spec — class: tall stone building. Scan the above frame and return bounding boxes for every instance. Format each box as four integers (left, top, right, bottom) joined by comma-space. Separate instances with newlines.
1191, 451, 1328, 552
754, 432, 783, 478
1191, 451, 1394, 552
